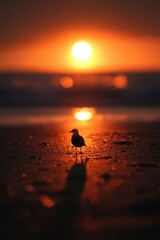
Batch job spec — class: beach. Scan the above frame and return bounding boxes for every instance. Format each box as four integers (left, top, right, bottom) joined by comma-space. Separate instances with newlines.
1, 0, 160, 238
0, 120, 160, 240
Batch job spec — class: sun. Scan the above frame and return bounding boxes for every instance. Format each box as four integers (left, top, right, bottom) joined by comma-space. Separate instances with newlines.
72, 41, 92, 61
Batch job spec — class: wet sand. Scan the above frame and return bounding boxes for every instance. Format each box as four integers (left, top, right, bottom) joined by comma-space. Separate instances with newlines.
0, 122, 160, 240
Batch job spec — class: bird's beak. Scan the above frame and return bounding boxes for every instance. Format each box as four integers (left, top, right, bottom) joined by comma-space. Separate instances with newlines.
69, 130, 73, 133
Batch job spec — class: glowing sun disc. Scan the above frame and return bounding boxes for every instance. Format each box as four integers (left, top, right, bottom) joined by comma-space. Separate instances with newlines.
72, 41, 92, 61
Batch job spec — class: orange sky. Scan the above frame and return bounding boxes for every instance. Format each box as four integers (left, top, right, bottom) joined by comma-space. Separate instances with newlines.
0, 0, 160, 73
1, 32, 160, 73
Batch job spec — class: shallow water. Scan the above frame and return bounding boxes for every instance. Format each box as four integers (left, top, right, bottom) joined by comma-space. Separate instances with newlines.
0, 106, 160, 126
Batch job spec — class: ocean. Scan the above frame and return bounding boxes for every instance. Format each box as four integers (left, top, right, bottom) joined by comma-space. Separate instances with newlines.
0, 72, 160, 126
0, 106, 160, 126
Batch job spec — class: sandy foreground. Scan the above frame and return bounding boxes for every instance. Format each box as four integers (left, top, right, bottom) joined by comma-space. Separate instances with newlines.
0, 121, 160, 240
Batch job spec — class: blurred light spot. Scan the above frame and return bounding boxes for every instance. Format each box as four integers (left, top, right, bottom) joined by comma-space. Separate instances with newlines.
12, 78, 26, 88
111, 166, 116, 171
74, 107, 95, 121
39, 195, 56, 208
103, 75, 114, 86
12, 78, 42, 90
25, 185, 34, 192
113, 74, 128, 89
21, 173, 27, 178
8, 185, 15, 197
51, 77, 59, 87
32, 81, 42, 91
60, 76, 74, 89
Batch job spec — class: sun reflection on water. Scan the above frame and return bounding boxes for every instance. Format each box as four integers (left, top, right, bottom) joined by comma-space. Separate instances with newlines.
0, 107, 160, 127
74, 107, 95, 121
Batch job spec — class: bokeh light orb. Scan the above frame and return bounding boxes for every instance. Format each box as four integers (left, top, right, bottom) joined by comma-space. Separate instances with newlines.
60, 76, 74, 89
113, 74, 128, 89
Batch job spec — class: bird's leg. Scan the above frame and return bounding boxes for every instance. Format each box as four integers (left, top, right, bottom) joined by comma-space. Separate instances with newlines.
80, 153, 83, 163
75, 147, 78, 155
71, 145, 75, 156
80, 147, 82, 154
75, 153, 78, 163
84, 146, 89, 161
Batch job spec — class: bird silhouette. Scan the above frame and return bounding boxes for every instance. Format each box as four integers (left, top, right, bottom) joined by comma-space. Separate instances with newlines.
69, 129, 86, 154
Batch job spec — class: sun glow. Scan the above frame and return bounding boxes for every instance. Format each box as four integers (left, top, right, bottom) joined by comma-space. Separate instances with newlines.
74, 108, 95, 121
72, 41, 92, 61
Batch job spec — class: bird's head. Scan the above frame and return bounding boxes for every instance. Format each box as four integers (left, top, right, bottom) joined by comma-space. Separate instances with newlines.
69, 129, 79, 134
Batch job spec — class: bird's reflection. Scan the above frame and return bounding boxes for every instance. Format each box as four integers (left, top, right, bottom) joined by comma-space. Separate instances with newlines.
74, 150, 87, 163
39, 155, 88, 240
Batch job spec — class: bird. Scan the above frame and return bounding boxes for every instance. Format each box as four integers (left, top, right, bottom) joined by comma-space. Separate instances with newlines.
69, 129, 86, 154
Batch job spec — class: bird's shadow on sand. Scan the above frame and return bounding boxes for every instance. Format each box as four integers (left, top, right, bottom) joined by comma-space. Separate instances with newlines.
39, 155, 88, 240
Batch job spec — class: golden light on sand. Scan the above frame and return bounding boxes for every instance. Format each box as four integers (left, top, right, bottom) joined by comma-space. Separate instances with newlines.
74, 108, 95, 121
60, 76, 74, 88
39, 195, 56, 208
113, 74, 128, 89
72, 41, 92, 61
